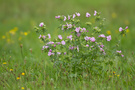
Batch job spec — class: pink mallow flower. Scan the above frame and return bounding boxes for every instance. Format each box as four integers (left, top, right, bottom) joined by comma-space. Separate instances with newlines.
117, 50, 121, 53
67, 35, 73, 40
76, 33, 81, 37
84, 36, 91, 41
48, 52, 54, 56
68, 15, 71, 20
47, 41, 54, 45
82, 28, 86, 32
69, 46, 74, 50
100, 44, 104, 48
86, 12, 91, 17
94, 11, 97, 16
39, 22, 44, 27
73, 14, 76, 18
64, 52, 66, 55
56, 42, 61, 45
57, 52, 61, 55
48, 52, 52, 56
39, 35, 42, 39
54, 45, 56, 47
43, 35, 46, 39
77, 46, 79, 52
49, 49, 52, 52
75, 27, 80, 33
86, 44, 89, 47
61, 40, 65, 45
90, 37, 96, 42
121, 54, 124, 57
55, 15, 60, 19
58, 35, 62, 40
61, 25, 65, 30
63, 16, 67, 21
119, 27, 123, 32
67, 24, 72, 29
125, 26, 128, 29
106, 35, 111, 41
76, 12, 80, 16
100, 48, 104, 52
99, 34, 105, 38
43, 46, 49, 49
48, 34, 51, 39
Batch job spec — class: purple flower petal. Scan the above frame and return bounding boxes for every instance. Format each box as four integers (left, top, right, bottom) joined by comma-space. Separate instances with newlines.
39, 22, 44, 27
61, 40, 65, 45
86, 12, 91, 17
125, 26, 128, 29
48, 34, 51, 39
58, 35, 62, 40
94, 11, 97, 16
55, 15, 60, 19
117, 50, 121, 53
73, 14, 76, 18
119, 27, 123, 32
90, 37, 96, 42
75, 27, 80, 33
76, 12, 80, 16
99, 34, 105, 38
106, 35, 111, 41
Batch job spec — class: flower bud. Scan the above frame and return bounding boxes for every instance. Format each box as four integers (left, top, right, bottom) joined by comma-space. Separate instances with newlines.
85, 22, 92, 26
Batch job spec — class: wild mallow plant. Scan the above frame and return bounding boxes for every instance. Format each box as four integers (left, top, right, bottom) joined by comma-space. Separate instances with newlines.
34, 11, 128, 78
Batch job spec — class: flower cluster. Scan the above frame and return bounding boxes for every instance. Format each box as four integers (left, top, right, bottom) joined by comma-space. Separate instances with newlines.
35, 11, 126, 77
119, 26, 128, 35
116, 50, 124, 57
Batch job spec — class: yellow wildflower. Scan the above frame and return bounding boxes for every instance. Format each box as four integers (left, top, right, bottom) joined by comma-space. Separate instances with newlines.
113, 71, 115, 74
9, 27, 17, 35
21, 87, 24, 89
10, 69, 13, 71
24, 32, 28, 36
112, 12, 117, 19
109, 76, 112, 77
2, 35, 6, 39
17, 77, 20, 80
21, 73, 25, 76
3, 62, 7, 64
106, 30, 111, 35
126, 29, 129, 33
9, 30, 15, 35
14, 27, 18, 31
117, 75, 120, 77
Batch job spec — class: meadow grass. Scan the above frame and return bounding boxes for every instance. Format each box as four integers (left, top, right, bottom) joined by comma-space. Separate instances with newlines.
0, 0, 135, 90
1, 49, 135, 90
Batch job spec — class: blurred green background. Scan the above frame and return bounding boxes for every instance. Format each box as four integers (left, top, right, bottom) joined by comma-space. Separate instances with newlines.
0, 0, 135, 57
